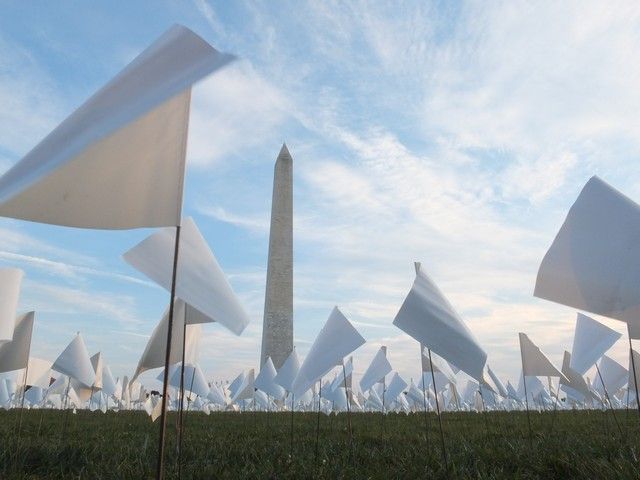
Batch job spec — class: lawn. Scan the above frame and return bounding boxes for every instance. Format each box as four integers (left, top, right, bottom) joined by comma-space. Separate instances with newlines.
1, 408, 639, 479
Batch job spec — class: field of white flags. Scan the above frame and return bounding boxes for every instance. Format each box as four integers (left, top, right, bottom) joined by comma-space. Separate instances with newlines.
1, 9, 640, 480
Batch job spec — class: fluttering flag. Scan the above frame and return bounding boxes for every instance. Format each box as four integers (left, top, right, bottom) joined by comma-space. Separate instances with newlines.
394, 263, 487, 381
132, 299, 202, 381
360, 347, 392, 393
231, 369, 255, 403
255, 357, 286, 400
52, 333, 96, 388
559, 351, 593, 401
570, 313, 621, 375
169, 364, 210, 398
123, 217, 250, 335
591, 355, 627, 396
384, 372, 408, 407
274, 348, 300, 393
0, 312, 35, 374
0, 269, 24, 343
0, 25, 234, 229
292, 307, 365, 397
535, 176, 640, 337
487, 365, 509, 399
519, 333, 567, 381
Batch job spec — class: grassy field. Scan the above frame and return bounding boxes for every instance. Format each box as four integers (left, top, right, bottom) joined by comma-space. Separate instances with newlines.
1, 408, 639, 479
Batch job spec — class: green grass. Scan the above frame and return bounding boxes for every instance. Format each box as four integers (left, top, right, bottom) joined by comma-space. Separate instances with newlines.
1, 408, 639, 479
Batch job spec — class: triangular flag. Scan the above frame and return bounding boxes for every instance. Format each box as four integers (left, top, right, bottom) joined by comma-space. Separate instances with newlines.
51, 333, 96, 388
360, 347, 392, 393
559, 351, 593, 401
123, 217, 249, 335
486, 365, 508, 398
393, 263, 487, 381
534, 176, 640, 337
519, 333, 566, 381
90, 352, 104, 390
292, 307, 365, 397
231, 369, 255, 403
0, 25, 234, 229
570, 313, 621, 375
274, 349, 300, 393
0, 312, 34, 374
132, 299, 202, 381
254, 357, 286, 400
0, 269, 24, 343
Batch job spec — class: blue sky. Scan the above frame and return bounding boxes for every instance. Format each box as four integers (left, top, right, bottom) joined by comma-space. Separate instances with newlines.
1, 0, 639, 388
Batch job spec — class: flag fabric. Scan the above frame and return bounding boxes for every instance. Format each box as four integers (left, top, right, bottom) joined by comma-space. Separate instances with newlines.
570, 313, 621, 375
123, 217, 250, 335
52, 333, 96, 388
535, 176, 640, 337
292, 307, 365, 397
0, 25, 233, 229
359, 346, 392, 393
519, 333, 566, 381
393, 264, 486, 381
0, 269, 24, 343
0, 312, 34, 374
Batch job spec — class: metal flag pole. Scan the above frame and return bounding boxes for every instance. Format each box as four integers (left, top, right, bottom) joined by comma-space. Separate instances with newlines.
155, 224, 182, 480
428, 349, 448, 470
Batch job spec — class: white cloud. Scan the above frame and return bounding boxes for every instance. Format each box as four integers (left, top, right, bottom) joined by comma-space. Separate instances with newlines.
188, 60, 291, 167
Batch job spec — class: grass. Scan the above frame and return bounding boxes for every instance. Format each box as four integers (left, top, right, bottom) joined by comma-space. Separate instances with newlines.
1, 408, 639, 479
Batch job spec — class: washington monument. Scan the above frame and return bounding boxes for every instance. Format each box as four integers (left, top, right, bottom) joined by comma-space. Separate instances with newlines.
260, 144, 293, 369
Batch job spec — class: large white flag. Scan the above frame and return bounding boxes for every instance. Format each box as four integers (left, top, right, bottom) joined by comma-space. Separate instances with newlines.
0, 312, 34, 374
0, 269, 24, 343
292, 307, 365, 397
52, 333, 95, 388
570, 313, 621, 375
123, 217, 250, 335
535, 176, 640, 337
393, 264, 487, 381
0, 25, 233, 229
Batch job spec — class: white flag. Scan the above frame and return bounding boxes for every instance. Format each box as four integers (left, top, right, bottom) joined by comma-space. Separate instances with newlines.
0, 25, 233, 229
273, 349, 300, 393
393, 264, 486, 381
535, 176, 640, 337
123, 217, 250, 335
0, 312, 34, 374
570, 313, 621, 375
359, 347, 392, 393
292, 307, 365, 397
0, 269, 23, 343
519, 333, 566, 381
52, 333, 95, 388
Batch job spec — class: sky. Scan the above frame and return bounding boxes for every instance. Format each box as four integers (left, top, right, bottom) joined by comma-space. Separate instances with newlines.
1, 0, 640, 390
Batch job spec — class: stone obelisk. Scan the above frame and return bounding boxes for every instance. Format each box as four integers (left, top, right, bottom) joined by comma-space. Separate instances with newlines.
260, 144, 293, 370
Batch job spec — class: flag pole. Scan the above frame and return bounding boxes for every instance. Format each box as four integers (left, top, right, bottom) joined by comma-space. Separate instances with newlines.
341, 360, 353, 444
627, 325, 640, 421
420, 373, 430, 445
595, 362, 623, 436
519, 342, 533, 446
314, 379, 322, 463
428, 348, 448, 470
156, 224, 182, 480
177, 306, 189, 479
